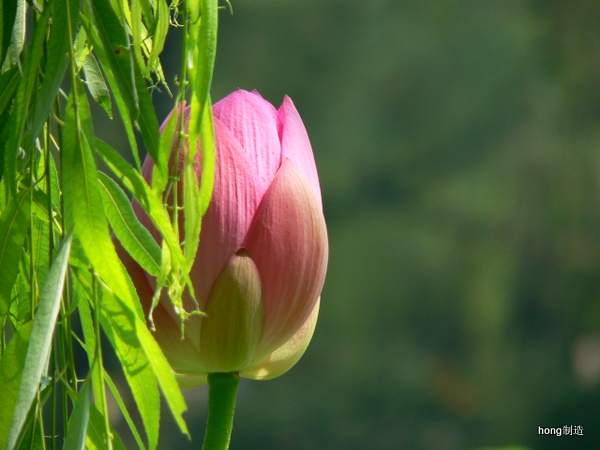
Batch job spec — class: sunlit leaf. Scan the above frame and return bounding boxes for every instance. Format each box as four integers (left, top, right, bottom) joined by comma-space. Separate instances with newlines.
104, 369, 147, 450
83, 53, 113, 118
62, 81, 143, 319
64, 382, 91, 450
0, 321, 33, 449
99, 286, 189, 440
3, 0, 51, 194
0, 189, 31, 318
25, 0, 78, 148
1, 0, 26, 72
99, 287, 160, 450
98, 171, 161, 280
6, 233, 72, 450
86, 404, 127, 450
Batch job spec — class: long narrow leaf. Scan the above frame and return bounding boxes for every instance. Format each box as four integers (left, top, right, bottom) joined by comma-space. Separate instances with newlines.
104, 369, 147, 450
99, 287, 189, 439
4, 0, 52, 194
0, 189, 31, 318
64, 382, 91, 450
82, 53, 113, 118
86, 0, 161, 164
0, 0, 19, 66
0, 67, 19, 116
98, 172, 161, 276
99, 289, 160, 450
62, 82, 143, 319
94, 138, 195, 299
6, 233, 72, 450
0, 321, 33, 449
63, 89, 188, 437
1, 0, 26, 71
86, 404, 127, 450
25, 0, 79, 148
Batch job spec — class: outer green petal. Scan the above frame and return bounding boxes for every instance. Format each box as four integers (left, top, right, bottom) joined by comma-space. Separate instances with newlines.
200, 251, 265, 373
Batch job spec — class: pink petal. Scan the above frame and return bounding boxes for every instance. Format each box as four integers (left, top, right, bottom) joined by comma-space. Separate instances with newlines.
189, 116, 261, 310
244, 159, 328, 354
241, 298, 320, 380
213, 90, 282, 197
277, 96, 322, 207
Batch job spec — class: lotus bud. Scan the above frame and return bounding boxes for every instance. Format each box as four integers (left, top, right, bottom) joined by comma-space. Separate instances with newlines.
125, 90, 328, 387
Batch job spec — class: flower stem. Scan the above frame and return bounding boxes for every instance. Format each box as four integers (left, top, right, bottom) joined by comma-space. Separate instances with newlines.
202, 373, 240, 450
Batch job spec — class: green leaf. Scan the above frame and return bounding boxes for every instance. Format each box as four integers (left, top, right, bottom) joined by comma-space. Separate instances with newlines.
86, 404, 127, 450
0, 66, 19, 116
94, 138, 196, 302
1, 0, 26, 72
4, 0, 52, 194
98, 171, 161, 277
146, 0, 169, 79
87, 0, 137, 115
104, 369, 147, 450
0, 321, 33, 450
79, 10, 141, 167
6, 233, 72, 450
183, 0, 218, 267
99, 287, 189, 440
64, 90, 187, 438
64, 382, 91, 450
85, 0, 161, 165
0, 189, 31, 318
82, 53, 113, 118
74, 277, 147, 450
0, 0, 18, 66
25, 0, 78, 149
152, 105, 177, 194
99, 288, 160, 450
31, 215, 51, 294
62, 81, 143, 319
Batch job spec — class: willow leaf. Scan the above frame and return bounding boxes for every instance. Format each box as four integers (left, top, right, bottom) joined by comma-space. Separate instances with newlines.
86, 404, 127, 450
80, 8, 140, 166
98, 171, 161, 276
4, 0, 52, 194
88, 0, 137, 115
31, 216, 51, 293
0, 189, 31, 318
64, 382, 91, 450
1, 0, 25, 72
99, 290, 160, 450
26, 0, 78, 148
94, 138, 195, 297
6, 233, 72, 450
104, 368, 147, 450
0, 0, 19, 66
146, 0, 169, 79
74, 274, 147, 450
184, 0, 218, 265
64, 89, 187, 437
62, 82, 143, 319
86, 0, 160, 164
0, 321, 33, 450
0, 67, 18, 116
82, 53, 113, 118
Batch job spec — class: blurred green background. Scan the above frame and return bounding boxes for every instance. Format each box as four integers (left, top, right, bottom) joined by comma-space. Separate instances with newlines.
102, 1, 600, 448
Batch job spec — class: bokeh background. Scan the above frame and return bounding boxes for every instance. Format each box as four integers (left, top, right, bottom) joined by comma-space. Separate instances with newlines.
100, 1, 600, 448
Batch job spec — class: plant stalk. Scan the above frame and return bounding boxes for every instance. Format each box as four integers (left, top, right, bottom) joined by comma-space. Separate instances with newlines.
202, 373, 240, 450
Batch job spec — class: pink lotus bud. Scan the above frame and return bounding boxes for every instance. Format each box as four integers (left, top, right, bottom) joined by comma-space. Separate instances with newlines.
128, 90, 328, 386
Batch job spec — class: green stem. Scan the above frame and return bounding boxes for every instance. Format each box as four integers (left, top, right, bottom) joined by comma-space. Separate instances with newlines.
202, 373, 240, 450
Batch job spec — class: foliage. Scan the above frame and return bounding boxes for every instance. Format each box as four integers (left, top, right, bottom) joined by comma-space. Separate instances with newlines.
0, 0, 218, 448
174, 1, 600, 449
